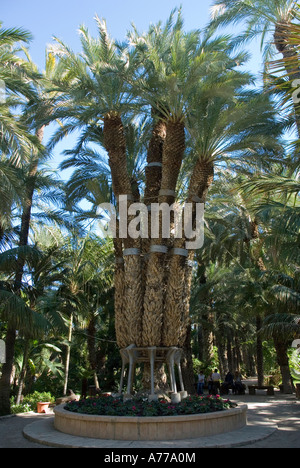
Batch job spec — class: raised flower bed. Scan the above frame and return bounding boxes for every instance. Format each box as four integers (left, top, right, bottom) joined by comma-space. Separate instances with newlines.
54, 395, 247, 441
64, 394, 234, 416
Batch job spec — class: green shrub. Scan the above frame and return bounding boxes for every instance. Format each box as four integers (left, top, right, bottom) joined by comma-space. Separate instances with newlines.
10, 403, 32, 414
22, 391, 55, 411
10, 391, 55, 414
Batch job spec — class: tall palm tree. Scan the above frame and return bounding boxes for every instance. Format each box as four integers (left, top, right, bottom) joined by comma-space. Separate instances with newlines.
128, 11, 203, 348
267, 19, 300, 133
0, 24, 39, 245
128, 12, 257, 351
48, 11, 289, 394
0, 49, 65, 415
238, 168, 299, 391
208, 165, 299, 391
210, 0, 299, 60
160, 74, 285, 350
49, 17, 145, 349
209, 0, 300, 135
0, 26, 40, 415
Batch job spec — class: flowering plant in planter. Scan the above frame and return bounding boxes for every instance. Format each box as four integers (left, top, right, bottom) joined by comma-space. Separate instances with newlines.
64, 394, 236, 417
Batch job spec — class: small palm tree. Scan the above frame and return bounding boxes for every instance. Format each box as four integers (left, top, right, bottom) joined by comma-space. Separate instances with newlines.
0, 244, 51, 415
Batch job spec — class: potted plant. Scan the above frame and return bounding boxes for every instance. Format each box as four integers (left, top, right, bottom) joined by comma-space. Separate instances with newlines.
37, 401, 51, 413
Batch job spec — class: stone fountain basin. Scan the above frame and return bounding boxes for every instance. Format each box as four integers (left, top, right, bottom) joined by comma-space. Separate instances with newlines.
54, 403, 248, 441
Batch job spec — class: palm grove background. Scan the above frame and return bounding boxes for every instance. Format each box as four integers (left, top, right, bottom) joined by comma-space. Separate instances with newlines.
0, 0, 300, 415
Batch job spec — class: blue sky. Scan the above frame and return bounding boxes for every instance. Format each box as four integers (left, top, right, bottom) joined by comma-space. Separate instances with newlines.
1, 0, 264, 177
2, 0, 215, 67
2, 0, 263, 72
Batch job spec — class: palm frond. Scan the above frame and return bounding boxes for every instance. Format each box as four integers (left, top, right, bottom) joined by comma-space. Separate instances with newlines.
261, 312, 300, 339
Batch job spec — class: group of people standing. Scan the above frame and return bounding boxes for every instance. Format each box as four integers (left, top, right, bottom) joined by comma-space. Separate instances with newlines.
197, 369, 245, 396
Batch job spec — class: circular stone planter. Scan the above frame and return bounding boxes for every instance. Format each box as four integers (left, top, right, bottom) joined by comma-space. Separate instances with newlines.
54, 404, 248, 441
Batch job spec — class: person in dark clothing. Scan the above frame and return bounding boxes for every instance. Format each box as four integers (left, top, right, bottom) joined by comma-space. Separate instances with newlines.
234, 372, 245, 395
225, 371, 234, 385
221, 371, 234, 395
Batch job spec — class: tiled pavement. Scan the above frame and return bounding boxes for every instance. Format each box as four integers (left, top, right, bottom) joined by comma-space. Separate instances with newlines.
1, 391, 300, 448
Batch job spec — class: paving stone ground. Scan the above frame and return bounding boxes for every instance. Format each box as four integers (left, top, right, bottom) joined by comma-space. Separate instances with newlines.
1, 387, 299, 449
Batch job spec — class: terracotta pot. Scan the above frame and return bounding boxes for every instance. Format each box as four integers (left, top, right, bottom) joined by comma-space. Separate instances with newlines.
37, 402, 51, 414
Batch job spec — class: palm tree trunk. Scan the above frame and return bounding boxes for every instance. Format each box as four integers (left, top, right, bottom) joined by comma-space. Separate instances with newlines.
16, 338, 30, 405
196, 267, 215, 364
153, 120, 186, 348
274, 338, 293, 394
113, 227, 127, 348
63, 312, 73, 395
227, 338, 233, 372
103, 112, 132, 198
179, 160, 214, 347
16, 125, 45, 287
123, 254, 143, 346
87, 313, 100, 390
274, 21, 300, 137
160, 119, 185, 195
162, 159, 214, 348
143, 119, 185, 347
235, 335, 242, 371
142, 252, 166, 346
256, 316, 264, 387
141, 117, 166, 347
104, 113, 144, 348
0, 326, 16, 415
0, 126, 44, 415
217, 333, 228, 377
188, 158, 214, 203
167, 159, 215, 388
162, 238, 187, 347
246, 219, 266, 386
181, 322, 197, 395
143, 116, 166, 206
